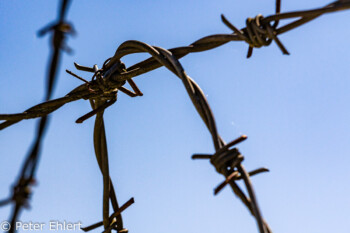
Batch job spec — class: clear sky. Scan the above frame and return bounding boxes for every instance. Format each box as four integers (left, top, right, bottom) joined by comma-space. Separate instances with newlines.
0, 1, 350, 233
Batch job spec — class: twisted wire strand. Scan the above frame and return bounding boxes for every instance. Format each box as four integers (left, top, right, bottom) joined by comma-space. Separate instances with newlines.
90, 111, 130, 233
90, 69, 128, 233
105, 0, 350, 82
109, 40, 271, 233
1, 1, 349, 128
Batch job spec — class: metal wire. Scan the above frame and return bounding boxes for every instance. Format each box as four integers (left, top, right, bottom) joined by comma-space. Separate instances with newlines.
1, 1, 349, 233
0, 1, 74, 233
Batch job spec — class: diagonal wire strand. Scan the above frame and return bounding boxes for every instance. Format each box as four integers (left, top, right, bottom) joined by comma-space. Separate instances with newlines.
0, 1, 74, 232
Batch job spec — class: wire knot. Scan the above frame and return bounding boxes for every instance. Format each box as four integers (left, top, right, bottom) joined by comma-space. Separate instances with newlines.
210, 148, 244, 175
192, 135, 269, 195
12, 178, 36, 208
222, 14, 289, 58
38, 21, 75, 54
81, 198, 134, 233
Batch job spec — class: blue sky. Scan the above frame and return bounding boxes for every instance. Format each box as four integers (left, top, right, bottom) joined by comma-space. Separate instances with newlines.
0, 1, 350, 233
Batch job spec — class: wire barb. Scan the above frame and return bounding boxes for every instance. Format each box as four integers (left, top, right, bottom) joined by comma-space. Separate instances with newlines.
66, 69, 89, 83
81, 198, 134, 232
222, 14, 289, 58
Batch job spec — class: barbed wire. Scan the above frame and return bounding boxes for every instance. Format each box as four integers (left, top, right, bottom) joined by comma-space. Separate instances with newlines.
1, 0, 349, 233
0, 1, 74, 232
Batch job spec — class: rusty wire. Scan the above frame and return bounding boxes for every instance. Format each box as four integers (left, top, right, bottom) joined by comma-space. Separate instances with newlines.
1, 1, 350, 233
0, 1, 74, 232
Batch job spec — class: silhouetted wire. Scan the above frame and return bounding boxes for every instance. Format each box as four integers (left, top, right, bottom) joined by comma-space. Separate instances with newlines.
0, 1, 74, 233
1, 1, 350, 233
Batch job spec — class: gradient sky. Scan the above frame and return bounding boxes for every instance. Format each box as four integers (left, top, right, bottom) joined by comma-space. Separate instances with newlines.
1, 1, 350, 233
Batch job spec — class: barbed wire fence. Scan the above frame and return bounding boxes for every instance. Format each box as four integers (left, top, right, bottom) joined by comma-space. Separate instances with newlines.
0, 0, 349, 233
